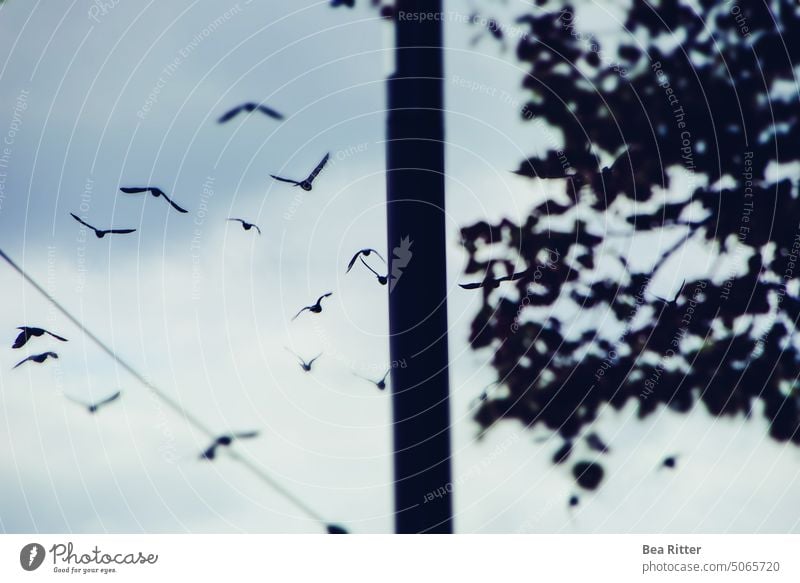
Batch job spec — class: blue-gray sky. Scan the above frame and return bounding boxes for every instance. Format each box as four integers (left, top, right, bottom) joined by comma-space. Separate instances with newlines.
1, 0, 799, 534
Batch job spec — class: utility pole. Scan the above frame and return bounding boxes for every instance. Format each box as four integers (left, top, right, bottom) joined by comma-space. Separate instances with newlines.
386, 0, 453, 533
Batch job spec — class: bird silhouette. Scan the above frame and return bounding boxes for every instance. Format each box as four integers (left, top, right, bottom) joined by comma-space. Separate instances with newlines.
285, 348, 321, 372
346, 248, 386, 273
217, 103, 284, 123
227, 218, 261, 235
119, 186, 188, 213
292, 292, 333, 321
13, 352, 59, 369
653, 280, 686, 307
326, 524, 349, 534
662, 455, 678, 469
459, 270, 527, 290
270, 154, 330, 191
200, 431, 259, 461
66, 390, 121, 414
354, 369, 390, 390
12, 327, 68, 349
70, 213, 136, 238
568, 494, 580, 508
357, 257, 388, 285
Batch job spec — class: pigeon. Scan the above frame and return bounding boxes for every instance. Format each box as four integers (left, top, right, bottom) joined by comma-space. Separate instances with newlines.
270, 154, 330, 191
12, 327, 68, 349
65, 390, 121, 414
292, 292, 333, 321
13, 352, 59, 369
70, 213, 136, 238
346, 248, 386, 273
218, 103, 284, 123
227, 218, 262, 235
354, 369, 390, 391
200, 431, 259, 461
119, 186, 188, 213
285, 348, 321, 372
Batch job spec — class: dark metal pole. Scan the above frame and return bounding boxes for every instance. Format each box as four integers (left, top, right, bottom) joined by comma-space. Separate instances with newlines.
386, 0, 453, 533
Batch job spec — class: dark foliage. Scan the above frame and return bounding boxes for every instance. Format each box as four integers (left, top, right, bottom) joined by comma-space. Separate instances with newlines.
460, 0, 800, 490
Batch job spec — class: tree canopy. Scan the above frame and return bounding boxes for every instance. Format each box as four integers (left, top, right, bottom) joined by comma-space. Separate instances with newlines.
460, 0, 800, 490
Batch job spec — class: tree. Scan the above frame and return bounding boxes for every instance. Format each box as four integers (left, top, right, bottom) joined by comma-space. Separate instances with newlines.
458, 0, 800, 493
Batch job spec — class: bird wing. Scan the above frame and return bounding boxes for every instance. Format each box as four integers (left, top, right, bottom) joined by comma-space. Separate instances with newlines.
119, 187, 149, 194
12, 329, 29, 349
96, 391, 122, 407
317, 292, 333, 304
217, 105, 246, 123
254, 225, 262, 235
227, 218, 245, 226
12, 355, 32, 369
365, 249, 386, 264
458, 282, 484, 289
200, 445, 217, 460
291, 306, 310, 321
284, 347, 304, 364
346, 251, 363, 273
107, 229, 137, 235
270, 175, 300, 185
307, 354, 322, 367
70, 213, 97, 231
381, 369, 390, 383
233, 431, 259, 440
359, 257, 381, 277
305, 153, 330, 183
256, 104, 285, 120
45, 331, 68, 342
159, 191, 188, 213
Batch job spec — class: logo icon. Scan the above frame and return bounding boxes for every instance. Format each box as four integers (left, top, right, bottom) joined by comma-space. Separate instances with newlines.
20, 543, 46, 571
389, 236, 413, 293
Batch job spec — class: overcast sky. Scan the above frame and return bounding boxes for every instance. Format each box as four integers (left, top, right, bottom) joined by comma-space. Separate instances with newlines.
1, 0, 799, 534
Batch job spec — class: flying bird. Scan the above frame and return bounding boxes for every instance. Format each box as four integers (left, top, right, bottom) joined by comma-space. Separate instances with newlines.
357, 257, 388, 285
270, 153, 330, 191
653, 280, 686, 307
459, 270, 527, 290
227, 218, 262, 235
13, 352, 59, 369
70, 213, 136, 238
285, 348, 321, 372
65, 390, 121, 414
346, 248, 386, 273
568, 495, 580, 508
200, 431, 259, 461
12, 327, 68, 349
217, 102, 284, 123
119, 186, 188, 213
354, 369, 390, 391
292, 292, 333, 321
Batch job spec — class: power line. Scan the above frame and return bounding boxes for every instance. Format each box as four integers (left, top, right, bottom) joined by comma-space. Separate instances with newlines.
0, 247, 343, 532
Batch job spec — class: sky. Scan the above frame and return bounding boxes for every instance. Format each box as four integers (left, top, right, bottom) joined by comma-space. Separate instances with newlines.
1, 0, 799, 534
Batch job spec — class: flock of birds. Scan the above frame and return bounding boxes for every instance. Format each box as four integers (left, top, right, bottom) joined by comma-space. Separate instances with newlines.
14, 101, 401, 465
13, 98, 686, 515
